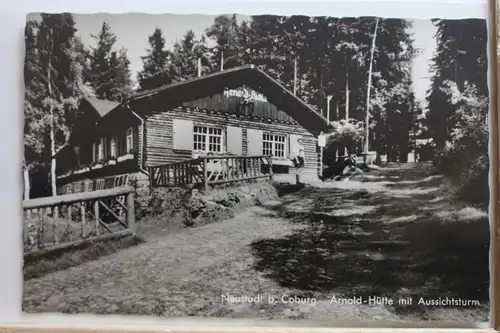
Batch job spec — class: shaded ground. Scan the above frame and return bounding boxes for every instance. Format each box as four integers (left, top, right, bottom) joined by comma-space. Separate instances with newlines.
252, 163, 490, 322
23, 163, 489, 324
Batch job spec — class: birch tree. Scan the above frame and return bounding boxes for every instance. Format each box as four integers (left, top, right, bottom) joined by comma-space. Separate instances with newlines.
363, 17, 379, 153
30, 14, 93, 197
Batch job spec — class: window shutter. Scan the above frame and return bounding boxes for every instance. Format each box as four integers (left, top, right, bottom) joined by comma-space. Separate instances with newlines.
119, 132, 125, 155
104, 137, 109, 158
226, 126, 243, 155
126, 127, 134, 152
100, 138, 105, 159
247, 128, 263, 156
173, 119, 194, 151
132, 126, 137, 151
289, 134, 302, 157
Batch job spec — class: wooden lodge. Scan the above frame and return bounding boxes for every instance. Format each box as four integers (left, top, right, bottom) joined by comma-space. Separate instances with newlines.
55, 65, 333, 194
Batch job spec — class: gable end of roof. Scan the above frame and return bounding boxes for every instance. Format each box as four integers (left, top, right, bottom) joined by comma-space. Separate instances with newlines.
125, 65, 332, 136
85, 96, 120, 117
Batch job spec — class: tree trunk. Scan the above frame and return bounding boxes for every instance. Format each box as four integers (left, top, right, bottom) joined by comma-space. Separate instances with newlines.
46, 27, 58, 199
49, 95, 57, 197
50, 140, 56, 196
345, 71, 350, 156
374, 119, 382, 164
326, 97, 330, 121
293, 56, 298, 95
49, 93, 56, 197
197, 57, 202, 77
364, 17, 380, 154
319, 70, 324, 113
220, 49, 224, 71
23, 166, 30, 200
345, 73, 349, 120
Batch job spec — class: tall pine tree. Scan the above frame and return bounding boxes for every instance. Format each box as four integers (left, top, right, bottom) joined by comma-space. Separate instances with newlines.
167, 30, 210, 82
88, 21, 132, 101
425, 19, 488, 149
137, 27, 171, 91
205, 14, 240, 70
424, 18, 488, 203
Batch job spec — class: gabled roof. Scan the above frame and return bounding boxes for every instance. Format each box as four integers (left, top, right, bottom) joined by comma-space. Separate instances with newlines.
126, 65, 332, 136
53, 97, 120, 158
85, 96, 120, 117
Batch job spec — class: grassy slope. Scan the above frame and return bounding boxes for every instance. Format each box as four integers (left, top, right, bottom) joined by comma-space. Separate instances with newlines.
23, 163, 489, 323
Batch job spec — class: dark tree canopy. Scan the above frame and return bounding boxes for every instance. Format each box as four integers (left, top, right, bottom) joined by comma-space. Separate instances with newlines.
87, 21, 133, 101
137, 27, 172, 91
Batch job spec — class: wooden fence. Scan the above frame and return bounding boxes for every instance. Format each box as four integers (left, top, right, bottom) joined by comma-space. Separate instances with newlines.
149, 155, 273, 189
23, 186, 136, 253
58, 174, 131, 195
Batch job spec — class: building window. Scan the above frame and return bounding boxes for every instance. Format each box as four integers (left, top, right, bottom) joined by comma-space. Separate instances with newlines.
263, 133, 286, 158
126, 127, 133, 152
98, 138, 105, 161
92, 142, 97, 162
110, 136, 117, 157
193, 125, 223, 153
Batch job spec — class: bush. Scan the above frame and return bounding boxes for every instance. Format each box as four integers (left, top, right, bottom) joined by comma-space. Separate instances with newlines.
457, 154, 489, 204
435, 147, 489, 205
135, 187, 191, 221
135, 183, 279, 228
323, 119, 365, 166
432, 82, 489, 205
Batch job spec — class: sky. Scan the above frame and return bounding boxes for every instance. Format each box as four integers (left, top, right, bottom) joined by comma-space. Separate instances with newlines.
27, 13, 438, 105
408, 19, 438, 106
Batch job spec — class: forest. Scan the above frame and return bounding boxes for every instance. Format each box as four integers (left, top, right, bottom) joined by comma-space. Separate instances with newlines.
23, 14, 489, 204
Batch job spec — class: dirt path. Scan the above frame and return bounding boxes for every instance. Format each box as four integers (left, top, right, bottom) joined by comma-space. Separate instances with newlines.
23, 206, 311, 317
23, 163, 490, 324
258, 163, 489, 323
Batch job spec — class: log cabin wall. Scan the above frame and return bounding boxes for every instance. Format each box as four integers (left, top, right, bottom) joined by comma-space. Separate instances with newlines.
144, 107, 320, 177
56, 82, 327, 190
56, 106, 143, 187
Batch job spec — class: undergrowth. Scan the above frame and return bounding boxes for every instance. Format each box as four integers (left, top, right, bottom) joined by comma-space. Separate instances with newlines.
136, 182, 279, 228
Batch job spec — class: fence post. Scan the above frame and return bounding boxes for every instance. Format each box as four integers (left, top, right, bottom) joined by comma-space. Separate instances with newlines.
268, 156, 274, 181
319, 146, 324, 178
126, 191, 136, 233
94, 200, 100, 236
203, 157, 209, 191
53, 206, 59, 244
148, 167, 153, 194
80, 202, 86, 238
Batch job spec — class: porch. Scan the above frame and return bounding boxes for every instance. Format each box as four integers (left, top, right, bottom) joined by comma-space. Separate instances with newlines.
148, 155, 274, 190
58, 174, 133, 195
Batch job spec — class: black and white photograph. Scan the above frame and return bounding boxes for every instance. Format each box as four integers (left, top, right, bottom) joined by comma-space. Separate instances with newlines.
22, 12, 490, 325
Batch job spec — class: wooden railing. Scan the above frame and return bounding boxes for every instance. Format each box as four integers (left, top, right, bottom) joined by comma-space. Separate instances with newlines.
58, 174, 131, 195
23, 186, 136, 253
149, 155, 273, 189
